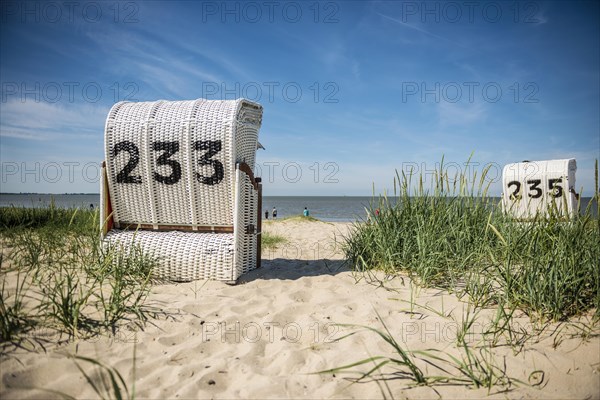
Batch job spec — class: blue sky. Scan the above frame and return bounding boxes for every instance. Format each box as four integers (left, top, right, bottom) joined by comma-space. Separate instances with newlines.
1, 0, 598, 196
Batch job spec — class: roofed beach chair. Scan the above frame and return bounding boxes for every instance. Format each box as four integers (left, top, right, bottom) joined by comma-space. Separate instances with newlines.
501, 158, 578, 220
100, 99, 263, 283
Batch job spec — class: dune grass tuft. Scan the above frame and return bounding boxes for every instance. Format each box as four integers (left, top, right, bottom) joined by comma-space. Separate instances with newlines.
0, 206, 156, 344
261, 232, 288, 249
330, 157, 599, 392
344, 157, 599, 321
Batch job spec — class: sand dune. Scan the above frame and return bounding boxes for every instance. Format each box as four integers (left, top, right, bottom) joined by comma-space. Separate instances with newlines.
1, 219, 599, 399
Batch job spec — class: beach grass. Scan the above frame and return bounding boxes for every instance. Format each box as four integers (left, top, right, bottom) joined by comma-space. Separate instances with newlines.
261, 232, 288, 249
334, 157, 599, 391
66, 349, 136, 400
2, 162, 598, 395
0, 206, 155, 344
0, 269, 32, 343
0, 201, 95, 232
344, 158, 600, 322
318, 310, 530, 393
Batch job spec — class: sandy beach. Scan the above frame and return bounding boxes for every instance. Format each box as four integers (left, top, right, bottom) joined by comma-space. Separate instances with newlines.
1, 218, 599, 399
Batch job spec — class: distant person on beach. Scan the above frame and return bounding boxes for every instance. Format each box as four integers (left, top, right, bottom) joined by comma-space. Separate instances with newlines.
90, 203, 94, 209
272, 207, 277, 219
375, 208, 380, 217
265, 209, 269, 220
303, 207, 309, 217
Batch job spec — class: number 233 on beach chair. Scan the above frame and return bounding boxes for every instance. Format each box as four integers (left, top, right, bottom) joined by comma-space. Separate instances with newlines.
100, 99, 263, 283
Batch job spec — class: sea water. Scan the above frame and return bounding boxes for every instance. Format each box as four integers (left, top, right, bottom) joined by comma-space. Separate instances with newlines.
0, 194, 374, 222
1, 194, 597, 222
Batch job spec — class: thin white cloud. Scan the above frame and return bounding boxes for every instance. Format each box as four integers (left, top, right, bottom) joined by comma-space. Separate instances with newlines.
172, 41, 252, 82
0, 128, 49, 141
0, 100, 107, 140
82, 29, 226, 98
85, 28, 231, 84
437, 101, 487, 127
132, 62, 192, 98
376, 12, 472, 50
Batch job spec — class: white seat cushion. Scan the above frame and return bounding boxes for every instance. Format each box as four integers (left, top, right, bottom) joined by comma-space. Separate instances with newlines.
104, 230, 235, 281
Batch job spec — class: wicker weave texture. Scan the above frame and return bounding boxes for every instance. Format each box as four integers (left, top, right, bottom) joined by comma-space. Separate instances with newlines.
103, 163, 259, 282
104, 230, 236, 281
102, 98, 262, 282
234, 168, 258, 278
105, 99, 262, 228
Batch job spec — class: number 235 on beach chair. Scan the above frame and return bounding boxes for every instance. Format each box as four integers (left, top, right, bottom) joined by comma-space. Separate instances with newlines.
99, 99, 263, 283
501, 158, 578, 220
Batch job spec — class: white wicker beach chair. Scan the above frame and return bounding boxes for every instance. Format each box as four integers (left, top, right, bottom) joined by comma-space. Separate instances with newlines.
501, 159, 578, 219
100, 99, 263, 282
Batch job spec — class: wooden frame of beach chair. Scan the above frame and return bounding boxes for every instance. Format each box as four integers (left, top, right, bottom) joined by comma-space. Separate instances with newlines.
100, 99, 263, 283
